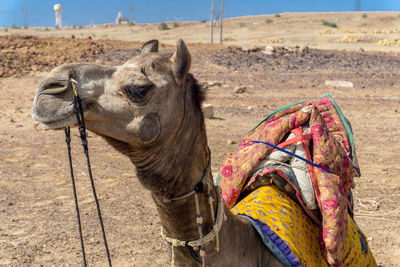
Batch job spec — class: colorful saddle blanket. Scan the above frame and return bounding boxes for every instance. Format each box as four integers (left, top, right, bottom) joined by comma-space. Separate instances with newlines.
231, 186, 377, 267
216, 95, 373, 265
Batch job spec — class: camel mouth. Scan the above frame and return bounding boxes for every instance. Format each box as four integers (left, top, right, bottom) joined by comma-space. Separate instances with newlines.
32, 112, 77, 130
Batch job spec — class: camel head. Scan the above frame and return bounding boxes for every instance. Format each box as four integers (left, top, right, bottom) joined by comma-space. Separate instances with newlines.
32, 39, 203, 150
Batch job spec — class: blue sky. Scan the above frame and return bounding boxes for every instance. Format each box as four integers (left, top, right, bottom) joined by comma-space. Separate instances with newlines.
1, 0, 399, 27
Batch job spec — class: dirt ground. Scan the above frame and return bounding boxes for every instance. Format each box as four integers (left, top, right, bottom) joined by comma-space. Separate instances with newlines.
1, 13, 400, 267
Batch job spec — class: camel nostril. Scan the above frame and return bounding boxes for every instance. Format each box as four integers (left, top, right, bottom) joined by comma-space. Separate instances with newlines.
39, 78, 70, 95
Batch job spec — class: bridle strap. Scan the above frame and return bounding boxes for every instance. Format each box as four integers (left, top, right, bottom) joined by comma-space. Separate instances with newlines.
64, 78, 112, 267
159, 150, 227, 267
160, 186, 226, 267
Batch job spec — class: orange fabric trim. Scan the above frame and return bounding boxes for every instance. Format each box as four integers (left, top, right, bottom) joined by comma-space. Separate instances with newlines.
286, 127, 322, 208
276, 133, 312, 150
270, 127, 322, 224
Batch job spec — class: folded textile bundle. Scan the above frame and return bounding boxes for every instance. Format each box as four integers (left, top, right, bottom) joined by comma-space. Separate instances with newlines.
217, 94, 365, 265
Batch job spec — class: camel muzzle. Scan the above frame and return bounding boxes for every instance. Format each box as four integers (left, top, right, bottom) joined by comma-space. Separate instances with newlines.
31, 77, 78, 129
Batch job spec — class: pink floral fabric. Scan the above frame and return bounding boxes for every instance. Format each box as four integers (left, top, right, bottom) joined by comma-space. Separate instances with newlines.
218, 96, 356, 265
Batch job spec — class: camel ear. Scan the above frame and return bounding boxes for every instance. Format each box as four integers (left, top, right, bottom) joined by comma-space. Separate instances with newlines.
170, 39, 191, 86
140, 39, 159, 53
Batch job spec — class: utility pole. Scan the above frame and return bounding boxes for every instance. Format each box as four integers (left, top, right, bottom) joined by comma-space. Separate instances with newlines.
356, 0, 360, 11
129, 1, 133, 40
210, 0, 214, 44
219, 0, 224, 44
130, 0, 133, 24
23, 5, 27, 28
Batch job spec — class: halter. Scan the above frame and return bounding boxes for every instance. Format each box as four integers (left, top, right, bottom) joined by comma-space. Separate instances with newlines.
159, 151, 227, 267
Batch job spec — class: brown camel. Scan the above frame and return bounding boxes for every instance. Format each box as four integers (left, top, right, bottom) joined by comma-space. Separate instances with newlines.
31, 39, 283, 266
35, 38, 383, 266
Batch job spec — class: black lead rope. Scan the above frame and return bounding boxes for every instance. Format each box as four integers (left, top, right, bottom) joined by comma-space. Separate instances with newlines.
64, 79, 112, 267
185, 241, 202, 264
64, 127, 87, 267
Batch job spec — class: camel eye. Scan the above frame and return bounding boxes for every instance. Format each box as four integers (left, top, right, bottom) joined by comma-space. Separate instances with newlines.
124, 84, 153, 103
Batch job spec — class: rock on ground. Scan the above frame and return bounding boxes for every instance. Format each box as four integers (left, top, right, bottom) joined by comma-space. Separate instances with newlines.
201, 103, 214, 118
263, 45, 275, 55
325, 80, 354, 88
234, 86, 246, 94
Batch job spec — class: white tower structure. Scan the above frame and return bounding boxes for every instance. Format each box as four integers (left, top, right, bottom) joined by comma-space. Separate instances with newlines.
116, 12, 123, 24
53, 4, 63, 28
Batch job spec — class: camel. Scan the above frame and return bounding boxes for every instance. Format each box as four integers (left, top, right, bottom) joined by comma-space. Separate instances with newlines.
31, 39, 371, 266
31, 39, 283, 266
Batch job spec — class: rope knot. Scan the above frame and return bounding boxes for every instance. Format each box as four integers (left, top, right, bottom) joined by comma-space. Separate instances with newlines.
171, 240, 179, 247
194, 181, 205, 193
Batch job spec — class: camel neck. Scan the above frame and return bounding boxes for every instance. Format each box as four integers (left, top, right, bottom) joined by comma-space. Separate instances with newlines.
124, 78, 222, 264
131, 102, 219, 257
149, 118, 221, 267
134, 112, 216, 239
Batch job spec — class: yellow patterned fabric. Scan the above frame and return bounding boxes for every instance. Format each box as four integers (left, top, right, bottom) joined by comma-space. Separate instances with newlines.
231, 186, 377, 267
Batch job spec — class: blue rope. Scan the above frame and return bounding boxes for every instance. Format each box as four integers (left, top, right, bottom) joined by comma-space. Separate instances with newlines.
243, 141, 331, 173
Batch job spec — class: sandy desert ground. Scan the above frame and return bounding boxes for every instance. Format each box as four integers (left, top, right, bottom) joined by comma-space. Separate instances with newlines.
0, 12, 399, 266
2, 11, 400, 51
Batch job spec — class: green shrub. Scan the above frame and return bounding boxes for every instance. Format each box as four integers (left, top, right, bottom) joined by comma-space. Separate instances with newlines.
173, 22, 179, 28
91, 33, 96, 37
44, 27, 49, 31
322, 20, 337, 28
266, 18, 273, 24
362, 13, 368, 18
100, 34, 108, 38
275, 13, 281, 18
158, 22, 168, 30
200, 19, 207, 23
11, 25, 21, 29
79, 24, 83, 29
